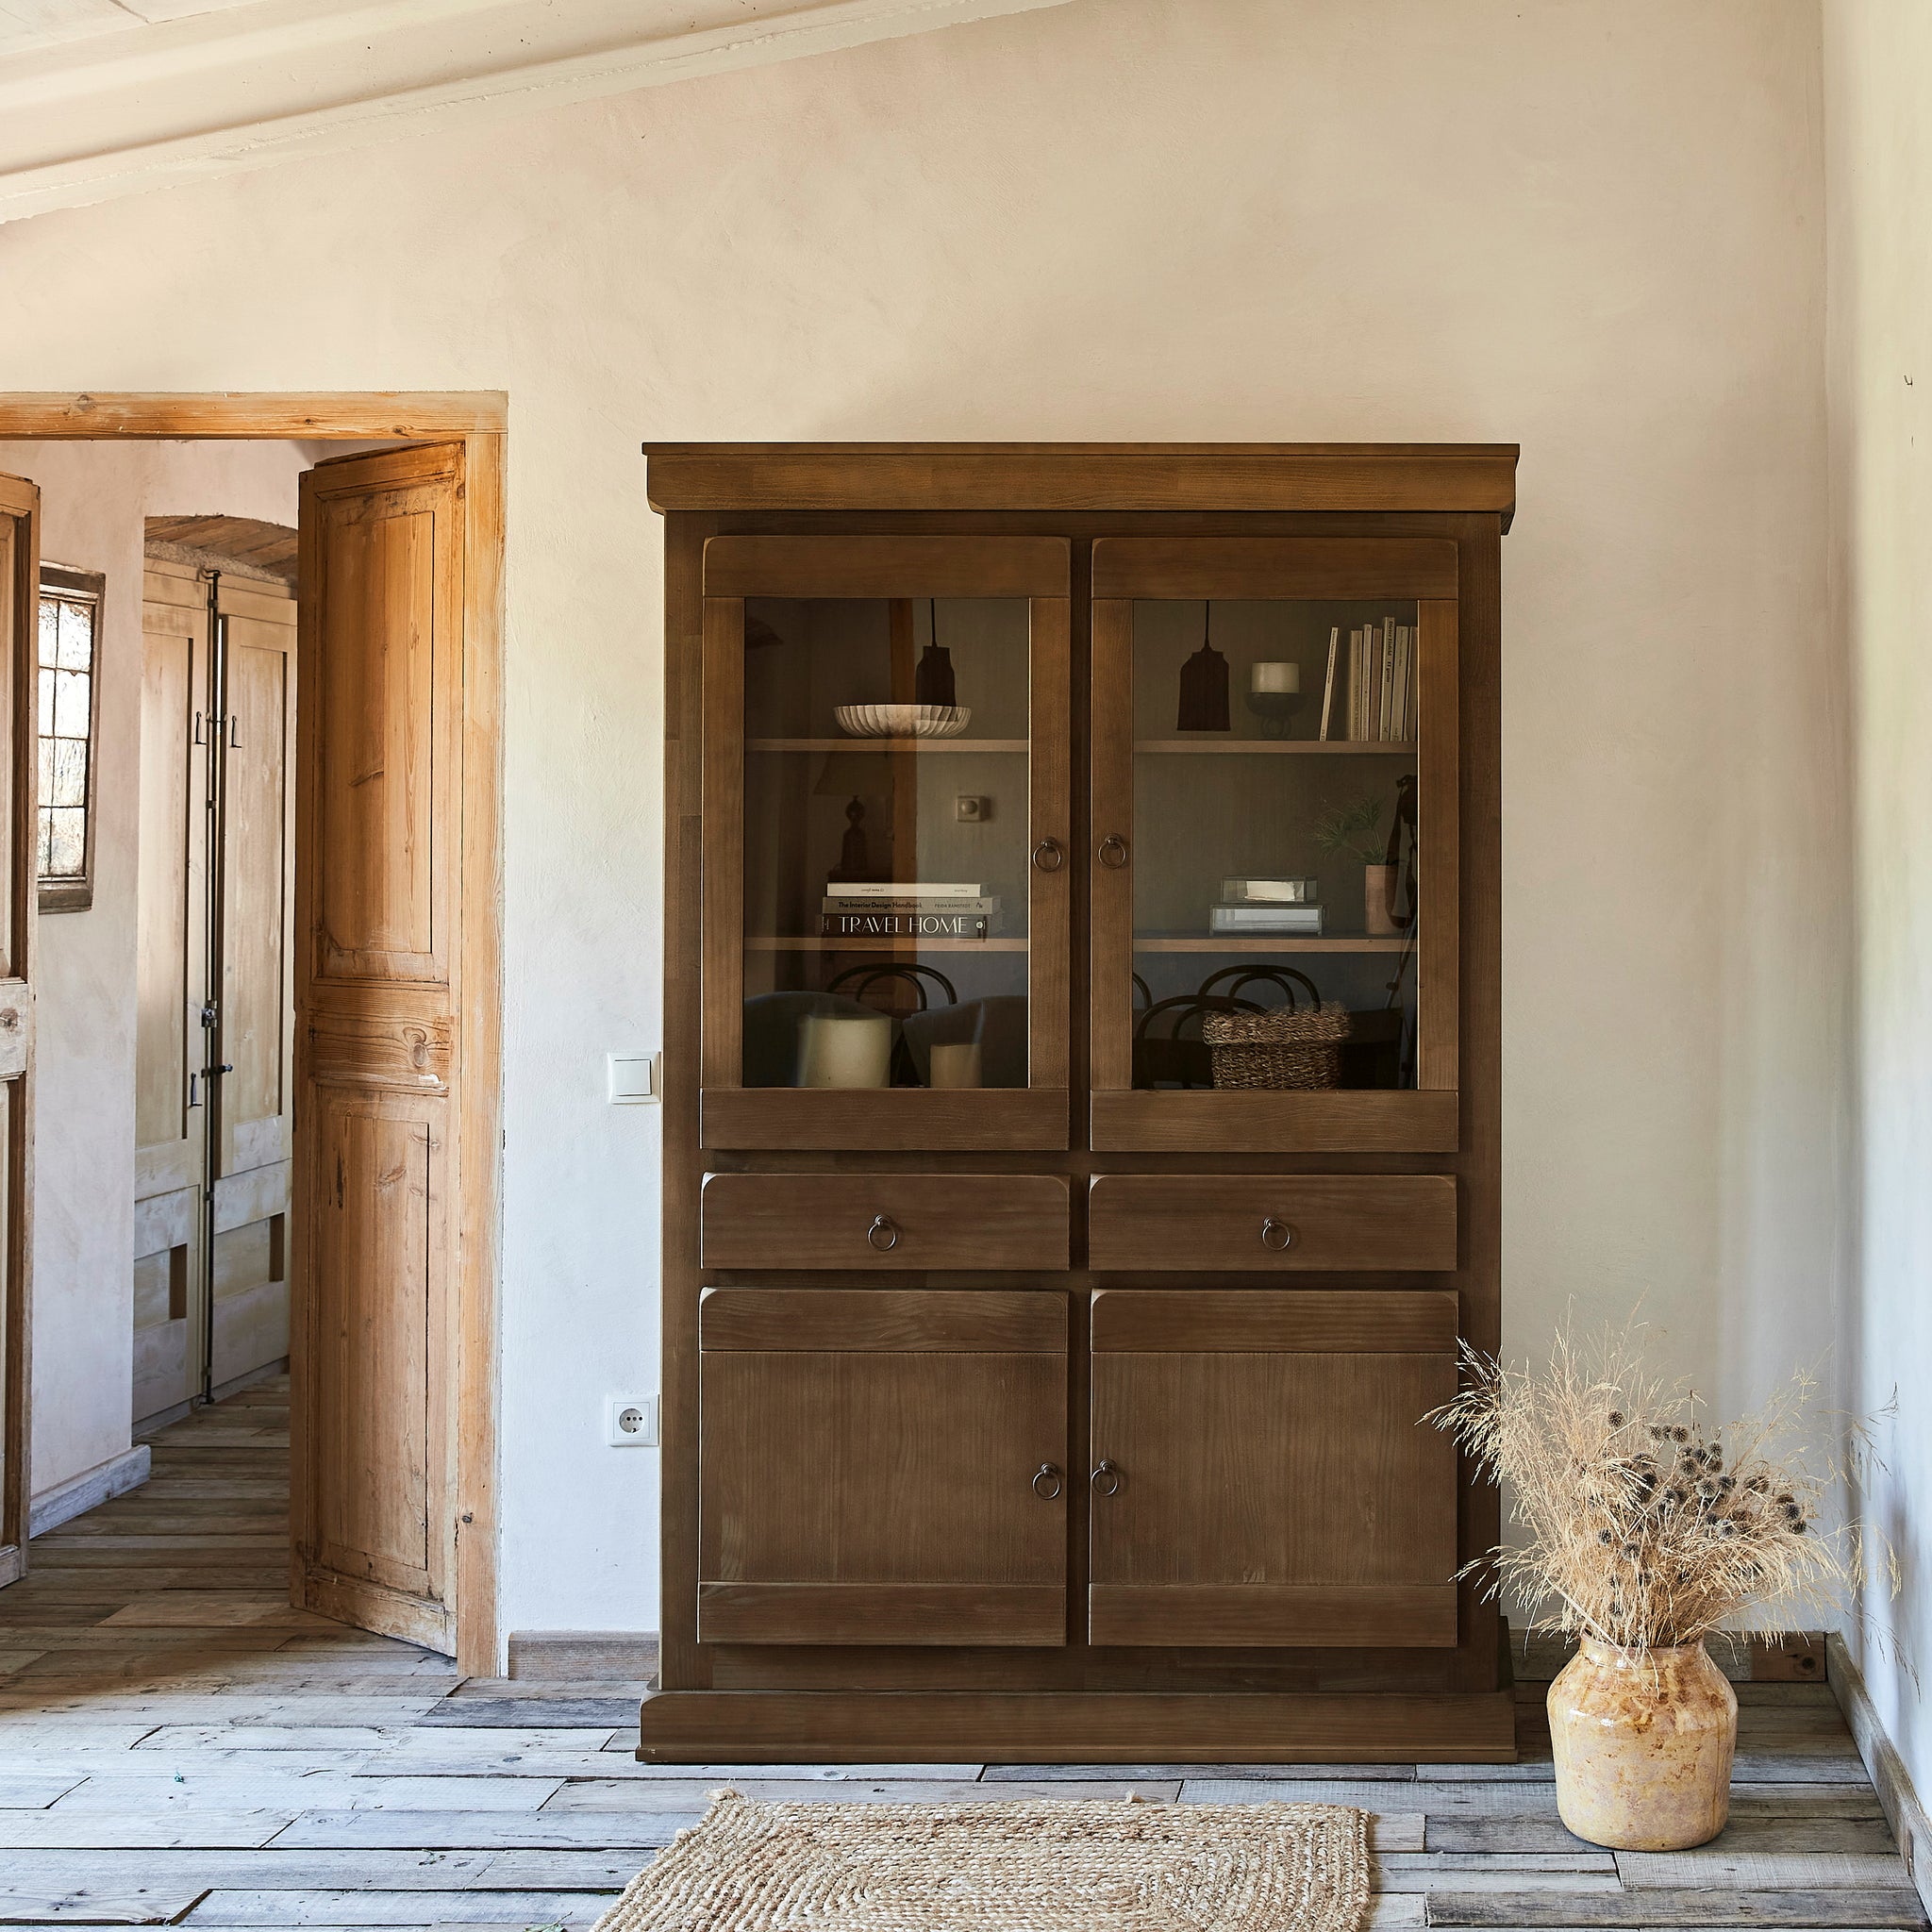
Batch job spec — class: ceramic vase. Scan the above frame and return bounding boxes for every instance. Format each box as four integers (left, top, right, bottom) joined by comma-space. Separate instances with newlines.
1364, 862, 1400, 936
1548, 1639, 1738, 1850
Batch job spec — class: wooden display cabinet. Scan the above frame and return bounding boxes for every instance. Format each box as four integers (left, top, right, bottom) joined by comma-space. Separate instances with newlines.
644, 443, 1517, 1764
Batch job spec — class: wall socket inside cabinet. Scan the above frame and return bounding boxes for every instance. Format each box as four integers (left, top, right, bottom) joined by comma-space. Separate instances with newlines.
605, 1394, 658, 1446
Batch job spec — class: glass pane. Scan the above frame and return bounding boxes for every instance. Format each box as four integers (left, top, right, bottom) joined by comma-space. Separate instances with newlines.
38, 599, 58, 668
53, 667, 90, 740
1130, 598, 1421, 1092
38, 736, 54, 803
741, 596, 1030, 1091
52, 737, 88, 808
37, 666, 55, 738
45, 806, 86, 877
37, 808, 52, 876
57, 597, 94, 672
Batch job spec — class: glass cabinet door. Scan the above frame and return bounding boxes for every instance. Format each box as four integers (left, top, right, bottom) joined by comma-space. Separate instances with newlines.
1090, 538, 1459, 1153
701, 536, 1070, 1149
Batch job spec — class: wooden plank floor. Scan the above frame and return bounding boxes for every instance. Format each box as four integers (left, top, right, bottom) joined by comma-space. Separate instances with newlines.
0, 1377, 1918, 1929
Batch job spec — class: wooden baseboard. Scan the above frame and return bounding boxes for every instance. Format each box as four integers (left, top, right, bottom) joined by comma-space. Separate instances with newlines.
508, 1630, 662, 1682
29, 1444, 152, 1538
1828, 1633, 1932, 1918
636, 1687, 1517, 1764
1510, 1627, 1826, 1685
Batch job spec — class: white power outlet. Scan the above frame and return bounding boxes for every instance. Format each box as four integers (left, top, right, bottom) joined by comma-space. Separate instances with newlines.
605, 1393, 659, 1447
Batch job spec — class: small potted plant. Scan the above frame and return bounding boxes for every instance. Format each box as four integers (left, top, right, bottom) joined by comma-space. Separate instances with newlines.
1314, 793, 1395, 935
1433, 1321, 1890, 1851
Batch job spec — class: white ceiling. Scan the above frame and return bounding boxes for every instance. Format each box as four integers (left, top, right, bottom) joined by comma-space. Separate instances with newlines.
0, 0, 258, 56
0, 0, 1074, 223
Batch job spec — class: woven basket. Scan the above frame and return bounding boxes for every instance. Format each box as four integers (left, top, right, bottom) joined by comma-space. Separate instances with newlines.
1201, 1001, 1351, 1091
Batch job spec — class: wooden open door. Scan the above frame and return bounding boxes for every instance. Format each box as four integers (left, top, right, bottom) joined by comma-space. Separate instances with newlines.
0, 475, 38, 1587
292, 443, 473, 1653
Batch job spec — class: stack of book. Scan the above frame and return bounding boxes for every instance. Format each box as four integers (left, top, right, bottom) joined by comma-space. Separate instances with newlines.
1316, 618, 1419, 743
822, 881, 1002, 941
1209, 878, 1324, 937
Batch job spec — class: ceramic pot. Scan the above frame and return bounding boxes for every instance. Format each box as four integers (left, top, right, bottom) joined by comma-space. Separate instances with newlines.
1548, 1640, 1738, 1850
1364, 862, 1400, 936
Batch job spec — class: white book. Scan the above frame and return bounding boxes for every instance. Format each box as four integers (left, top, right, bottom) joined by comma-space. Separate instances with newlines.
1379, 617, 1396, 741
1391, 626, 1409, 740
1318, 625, 1340, 740
834, 881, 985, 898
1209, 903, 1324, 935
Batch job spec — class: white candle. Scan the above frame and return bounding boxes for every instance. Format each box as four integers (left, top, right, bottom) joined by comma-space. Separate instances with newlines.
1251, 661, 1300, 693
795, 1012, 892, 1088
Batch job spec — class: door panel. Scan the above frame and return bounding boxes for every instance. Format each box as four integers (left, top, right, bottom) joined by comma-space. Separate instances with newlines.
135, 564, 207, 1203
698, 537, 1072, 1154
698, 1289, 1067, 1646
294, 443, 465, 1653
219, 605, 295, 1176
1088, 538, 1459, 1155
1088, 1290, 1458, 1648
0, 473, 39, 1584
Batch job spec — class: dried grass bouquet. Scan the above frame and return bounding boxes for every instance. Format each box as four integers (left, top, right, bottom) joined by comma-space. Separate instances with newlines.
1431, 1319, 1894, 1656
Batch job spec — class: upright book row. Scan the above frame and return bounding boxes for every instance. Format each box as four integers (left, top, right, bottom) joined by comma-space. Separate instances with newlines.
1318, 618, 1419, 744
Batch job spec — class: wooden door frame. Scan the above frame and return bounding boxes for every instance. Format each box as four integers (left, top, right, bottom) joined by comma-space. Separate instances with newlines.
0, 394, 505, 1673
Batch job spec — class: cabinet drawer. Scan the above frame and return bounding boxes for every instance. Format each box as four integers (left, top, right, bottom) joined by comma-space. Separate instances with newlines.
1088, 1174, 1456, 1273
702, 1173, 1071, 1271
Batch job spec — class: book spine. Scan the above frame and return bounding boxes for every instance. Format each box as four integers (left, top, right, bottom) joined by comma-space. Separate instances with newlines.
1349, 629, 1363, 740
1319, 625, 1340, 741
824, 898, 997, 915
834, 883, 984, 899
821, 914, 990, 939
1380, 617, 1395, 741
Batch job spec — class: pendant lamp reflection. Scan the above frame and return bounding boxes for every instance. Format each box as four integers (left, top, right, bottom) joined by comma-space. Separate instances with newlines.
1176, 600, 1230, 731
914, 598, 958, 707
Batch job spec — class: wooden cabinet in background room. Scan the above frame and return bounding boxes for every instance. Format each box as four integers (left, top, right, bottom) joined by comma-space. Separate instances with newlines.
647, 442, 1517, 1767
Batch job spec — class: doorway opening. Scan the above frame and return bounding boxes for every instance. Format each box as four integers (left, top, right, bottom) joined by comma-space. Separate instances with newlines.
0, 396, 505, 1674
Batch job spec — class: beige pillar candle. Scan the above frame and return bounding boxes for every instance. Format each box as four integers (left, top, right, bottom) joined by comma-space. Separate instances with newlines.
928, 1041, 983, 1090
1250, 660, 1300, 693
795, 1012, 892, 1088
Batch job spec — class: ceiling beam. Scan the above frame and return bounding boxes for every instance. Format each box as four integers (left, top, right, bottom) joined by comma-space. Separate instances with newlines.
0, 0, 1074, 225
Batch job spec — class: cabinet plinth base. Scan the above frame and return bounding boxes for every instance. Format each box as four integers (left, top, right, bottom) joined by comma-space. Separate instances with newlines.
635, 1687, 1517, 1764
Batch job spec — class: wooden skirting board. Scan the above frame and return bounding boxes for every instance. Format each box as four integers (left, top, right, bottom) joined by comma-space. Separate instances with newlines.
1829, 1633, 1932, 1919
635, 1688, 1519, 1765
26, 1443, 151, 1538
508, 1629, 663, 1681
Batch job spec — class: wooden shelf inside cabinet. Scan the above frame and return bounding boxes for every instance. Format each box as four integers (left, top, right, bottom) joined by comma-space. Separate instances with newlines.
748, 936, 1030, 953
749, 738, 1029, 754
1135, 937, 1409, 954
1135, 740, 1417, 756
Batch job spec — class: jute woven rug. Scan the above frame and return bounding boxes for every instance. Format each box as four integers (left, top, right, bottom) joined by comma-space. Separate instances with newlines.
590, 1789, 1371, 1931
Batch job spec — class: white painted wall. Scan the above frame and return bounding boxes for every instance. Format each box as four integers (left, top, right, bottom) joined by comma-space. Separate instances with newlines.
0, 439, 306, 1505
0, 0, 1841, 1648
1824, 0, 1932, 1807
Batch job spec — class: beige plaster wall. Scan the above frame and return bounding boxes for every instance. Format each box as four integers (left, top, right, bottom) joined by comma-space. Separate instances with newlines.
0, 0, 1839, 1645
0, 439, 307, 1506
1824, 0, 1932, 1808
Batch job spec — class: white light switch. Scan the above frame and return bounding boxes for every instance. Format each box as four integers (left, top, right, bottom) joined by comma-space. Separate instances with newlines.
607, 1052, 659, 1104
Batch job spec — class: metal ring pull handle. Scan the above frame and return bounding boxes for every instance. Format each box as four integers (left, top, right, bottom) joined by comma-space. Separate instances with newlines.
1091, 1459, 1122, 1497
1032, 1463, 1063, 1501
1032, 837, 1064, 874
1260, 1217, 1292, 1252
867, 1214, 899, 1252
1098, 834, 1129, 870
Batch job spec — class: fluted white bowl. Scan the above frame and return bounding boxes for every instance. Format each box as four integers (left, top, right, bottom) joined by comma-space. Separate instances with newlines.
833, 704, 972, 739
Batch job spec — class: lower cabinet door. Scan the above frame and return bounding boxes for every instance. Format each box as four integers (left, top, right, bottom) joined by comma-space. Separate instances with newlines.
1088, 1290, 1460, 1648
699, 1288, 1069, 1645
